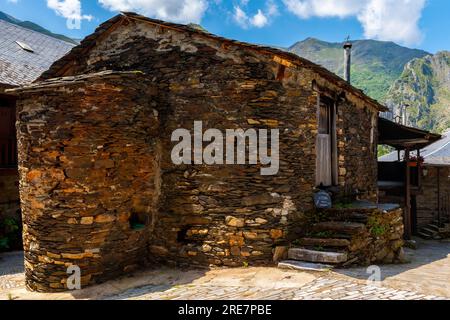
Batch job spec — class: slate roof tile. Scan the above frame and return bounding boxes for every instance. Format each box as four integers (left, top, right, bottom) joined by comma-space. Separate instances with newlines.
0, 20, 75, 86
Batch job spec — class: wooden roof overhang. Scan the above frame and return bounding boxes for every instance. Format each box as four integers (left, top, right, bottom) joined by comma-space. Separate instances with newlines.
378, 117, 441, 150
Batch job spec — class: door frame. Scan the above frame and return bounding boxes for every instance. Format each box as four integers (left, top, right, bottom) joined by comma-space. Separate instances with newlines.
315, 94, 338, 187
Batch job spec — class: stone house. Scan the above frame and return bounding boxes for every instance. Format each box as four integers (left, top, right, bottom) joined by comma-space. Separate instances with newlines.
0, 20, 74, 240
380, 128, 450, 238
10, 13, 406, 292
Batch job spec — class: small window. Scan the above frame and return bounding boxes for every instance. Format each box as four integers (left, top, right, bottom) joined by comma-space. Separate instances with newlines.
318, 104, 330, 134
16, 41, 34, 53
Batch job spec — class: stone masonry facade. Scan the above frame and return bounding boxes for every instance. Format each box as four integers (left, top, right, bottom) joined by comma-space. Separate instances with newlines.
416, 165, 450, 227
15, 72, 160, 291
12, 14, 389, 291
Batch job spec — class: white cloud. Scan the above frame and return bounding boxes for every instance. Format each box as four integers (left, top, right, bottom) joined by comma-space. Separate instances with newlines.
98, 0, 209, 24
251, 10, 268, 28
282, 0, 427, 45
233, 0, 278, 29
233, 6, 250, 28
357, 0, 426, 45
266, 0, 279, 16
283, 0, 363, 18
46, 0, 93, 21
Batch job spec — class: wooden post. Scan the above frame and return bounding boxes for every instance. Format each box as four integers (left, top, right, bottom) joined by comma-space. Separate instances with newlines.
437, 167, 441, 226
404, 148, 412, 239
417, 149, 421, 188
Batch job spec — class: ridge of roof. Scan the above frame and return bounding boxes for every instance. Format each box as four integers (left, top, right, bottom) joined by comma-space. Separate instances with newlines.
38, 12, 387, 112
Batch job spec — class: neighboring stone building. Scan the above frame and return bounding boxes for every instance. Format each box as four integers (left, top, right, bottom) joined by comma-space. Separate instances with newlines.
380, 129, 450, 238
0, 20, 74, 242
10, 13, 405, 292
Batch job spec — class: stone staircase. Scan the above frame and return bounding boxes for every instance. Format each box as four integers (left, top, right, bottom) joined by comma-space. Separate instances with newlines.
417, 221, 450, 240
279, 214, 368, 271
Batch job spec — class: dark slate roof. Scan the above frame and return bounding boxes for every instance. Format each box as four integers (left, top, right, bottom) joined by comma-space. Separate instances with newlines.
38, 12, 387, 112
0, 20, 75, 86
379, 129, 450, 165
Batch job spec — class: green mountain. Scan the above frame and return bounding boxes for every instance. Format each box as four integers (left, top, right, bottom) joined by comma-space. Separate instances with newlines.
0, 11, 77, 45
385, 51, 450, 133
289, 38, 429, 102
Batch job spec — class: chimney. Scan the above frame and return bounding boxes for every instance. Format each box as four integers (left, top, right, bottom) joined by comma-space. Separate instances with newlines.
343, 40, 352, 83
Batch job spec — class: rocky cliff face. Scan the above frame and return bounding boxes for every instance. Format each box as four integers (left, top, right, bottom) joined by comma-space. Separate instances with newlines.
385, 51, 450, 133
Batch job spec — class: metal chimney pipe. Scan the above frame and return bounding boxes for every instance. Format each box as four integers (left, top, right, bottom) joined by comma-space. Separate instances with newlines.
343, 41, 352, 83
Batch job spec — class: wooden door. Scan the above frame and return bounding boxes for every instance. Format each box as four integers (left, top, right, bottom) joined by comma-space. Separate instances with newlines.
316, 98, 334, 187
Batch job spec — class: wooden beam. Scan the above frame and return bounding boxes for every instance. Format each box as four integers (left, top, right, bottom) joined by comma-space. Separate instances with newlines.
404, 148, 412, 240
437, 167, 441, 225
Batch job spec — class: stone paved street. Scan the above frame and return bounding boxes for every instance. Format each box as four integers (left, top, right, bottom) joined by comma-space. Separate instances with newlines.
106, 278, 446, 300
1, 239, 449, 300
0, 251, 25, 291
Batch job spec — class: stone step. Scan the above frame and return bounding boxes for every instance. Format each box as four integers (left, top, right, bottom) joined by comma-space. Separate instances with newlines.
326, 213, 369, 224
427, 224, 440, 232
431, 220, 450, 227
421, 227, 438, 236
312, 221, 366, 235
417, 231, 433, 240
278, 260, 334, 272
296, 238, 350, 248
288, 248, 348, 264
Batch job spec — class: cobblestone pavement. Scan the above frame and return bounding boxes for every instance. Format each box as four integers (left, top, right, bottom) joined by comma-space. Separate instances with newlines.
107, 278, 447, 300
1, 240, 449, 300
0, 251, 25, 291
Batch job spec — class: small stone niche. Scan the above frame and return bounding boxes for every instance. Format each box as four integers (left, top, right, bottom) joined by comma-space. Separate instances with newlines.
129, 211, 149, 231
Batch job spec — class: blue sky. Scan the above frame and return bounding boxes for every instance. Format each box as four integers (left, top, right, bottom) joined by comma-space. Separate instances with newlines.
1, 0, 449, 53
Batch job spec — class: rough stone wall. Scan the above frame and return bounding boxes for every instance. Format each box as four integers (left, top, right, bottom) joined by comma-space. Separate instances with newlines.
416, 166, 450, 227
309, 207, 405, 265
346, 208, 404, 265
15, 72, 160, 291
337, 103, 378, 201
15, 18, 381, 291
51, 20, 379, 267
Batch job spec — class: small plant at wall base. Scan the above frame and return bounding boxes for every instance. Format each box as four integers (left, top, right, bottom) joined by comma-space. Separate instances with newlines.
367, 216, 388, 237
0, 216, 23, 252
